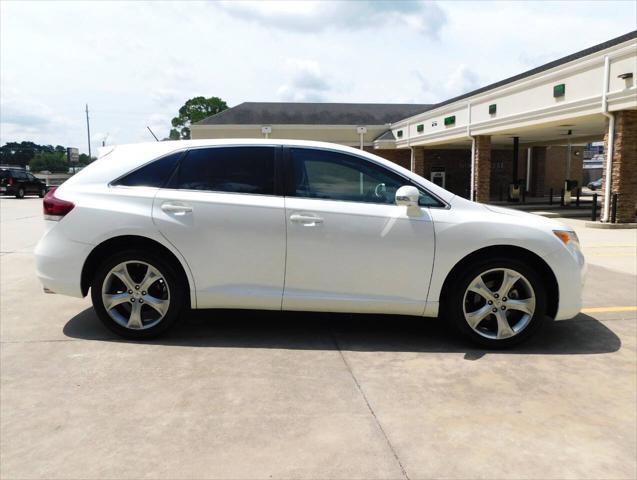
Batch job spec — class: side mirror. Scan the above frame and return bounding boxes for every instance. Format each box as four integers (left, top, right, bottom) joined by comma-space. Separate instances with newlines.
395, 185, 420, 207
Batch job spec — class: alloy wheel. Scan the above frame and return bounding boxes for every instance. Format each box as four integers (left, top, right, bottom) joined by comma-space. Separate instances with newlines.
101, 260, 170, 330
462, 268, 536, 340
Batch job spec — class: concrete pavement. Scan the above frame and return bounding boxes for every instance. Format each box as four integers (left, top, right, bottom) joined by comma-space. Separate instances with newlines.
1, 197, 635, 479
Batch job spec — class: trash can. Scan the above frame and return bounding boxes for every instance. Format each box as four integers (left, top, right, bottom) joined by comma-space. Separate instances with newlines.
509, 183, 521, 201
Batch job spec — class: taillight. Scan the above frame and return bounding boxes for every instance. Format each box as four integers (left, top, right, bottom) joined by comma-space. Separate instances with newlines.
43, 187, 74, 221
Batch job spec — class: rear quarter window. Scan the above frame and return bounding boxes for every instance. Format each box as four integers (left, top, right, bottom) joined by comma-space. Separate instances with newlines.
112, 151, 182, 188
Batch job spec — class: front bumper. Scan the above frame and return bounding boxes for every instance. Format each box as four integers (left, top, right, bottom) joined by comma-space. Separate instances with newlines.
543, 244, 586, 320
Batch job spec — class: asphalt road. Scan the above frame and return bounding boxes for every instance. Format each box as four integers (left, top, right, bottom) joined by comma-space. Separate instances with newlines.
1, 197, 636, 480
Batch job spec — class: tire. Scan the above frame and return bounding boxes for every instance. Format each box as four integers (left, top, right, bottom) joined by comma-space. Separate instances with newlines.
38, 188, 46, 198
443, 257, 547, 348
16, 187, 25, 199
91, 249, 186, 339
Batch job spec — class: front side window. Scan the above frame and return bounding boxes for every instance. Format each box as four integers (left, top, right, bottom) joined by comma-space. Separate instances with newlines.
113, 151, 182, 188
168, 146, 275, 195
290, 148, 442, 206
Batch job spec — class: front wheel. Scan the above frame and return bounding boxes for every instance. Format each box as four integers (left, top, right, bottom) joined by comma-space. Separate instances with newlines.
91, 250, 186, 339
444, 258, 547, 348
38, 187, 46, 198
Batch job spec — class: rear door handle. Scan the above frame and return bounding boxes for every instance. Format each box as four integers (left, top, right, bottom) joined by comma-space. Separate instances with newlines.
161, 202, 193, 215
290, 214, 324, 226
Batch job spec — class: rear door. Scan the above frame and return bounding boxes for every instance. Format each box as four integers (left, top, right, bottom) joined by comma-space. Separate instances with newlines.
26, 173, 40, 193
282, 147, 438, 315
152, 145, 286, 310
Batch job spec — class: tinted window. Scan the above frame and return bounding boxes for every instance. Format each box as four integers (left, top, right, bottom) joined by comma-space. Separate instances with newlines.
168, 146, 275, 195
11, 170, 27, 180
114, 151, 181, 187
290, 148, 442, 206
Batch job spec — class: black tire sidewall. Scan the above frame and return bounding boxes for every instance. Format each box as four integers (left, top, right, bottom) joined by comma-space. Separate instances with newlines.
445, 257, 547, 348
16, 188, 24, 199
91, 249, 186, 339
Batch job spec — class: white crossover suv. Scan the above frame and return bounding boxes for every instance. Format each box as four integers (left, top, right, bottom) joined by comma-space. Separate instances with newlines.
35, 140, 585, 347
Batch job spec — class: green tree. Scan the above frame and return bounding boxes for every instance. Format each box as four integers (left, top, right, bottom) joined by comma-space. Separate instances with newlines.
29, 151, 68, 173
171, 96, 228, 139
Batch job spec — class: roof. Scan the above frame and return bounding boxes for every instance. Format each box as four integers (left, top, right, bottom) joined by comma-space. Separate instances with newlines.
429, 30, 637, 111
374, 130, 396, 142
195, 102, 431, 126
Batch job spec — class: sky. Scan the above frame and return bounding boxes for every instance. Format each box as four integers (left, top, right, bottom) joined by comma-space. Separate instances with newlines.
1, 0, 635, 154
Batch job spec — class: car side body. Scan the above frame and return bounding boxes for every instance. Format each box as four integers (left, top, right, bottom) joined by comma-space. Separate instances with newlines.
35, 139, 585, 346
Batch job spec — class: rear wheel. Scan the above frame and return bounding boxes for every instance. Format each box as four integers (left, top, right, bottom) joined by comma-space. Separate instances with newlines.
91, 250, 186, 339
16, 187, 24, 199
38, 187, 46, 198
444, 258, 547, 348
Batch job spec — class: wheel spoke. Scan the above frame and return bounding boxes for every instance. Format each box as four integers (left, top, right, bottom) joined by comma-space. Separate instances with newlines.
127, 302, 143, 329
468, 276, 495, 302
103, 292, 129, 311
507, 298, 535, 315
465, 304, 492, 329
498, 270, 521, 298
143, 294, 169, 317
140, 266, 162, 292
111, 264, 136, 291
495, 311, 515, 339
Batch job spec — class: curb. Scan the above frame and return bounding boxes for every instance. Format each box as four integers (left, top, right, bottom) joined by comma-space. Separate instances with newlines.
584, 221, 637, 229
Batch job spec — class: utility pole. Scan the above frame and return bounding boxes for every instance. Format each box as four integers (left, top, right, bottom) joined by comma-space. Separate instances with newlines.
85, 104, 92, 159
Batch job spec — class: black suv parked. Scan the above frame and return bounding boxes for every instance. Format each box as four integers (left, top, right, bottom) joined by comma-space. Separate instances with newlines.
0, 168, 47, 198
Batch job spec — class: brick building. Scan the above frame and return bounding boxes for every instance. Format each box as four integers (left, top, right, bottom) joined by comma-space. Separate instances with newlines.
192, 30, 637, 223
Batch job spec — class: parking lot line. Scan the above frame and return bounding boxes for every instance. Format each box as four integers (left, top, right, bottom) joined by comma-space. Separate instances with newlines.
581, 306, 637, 313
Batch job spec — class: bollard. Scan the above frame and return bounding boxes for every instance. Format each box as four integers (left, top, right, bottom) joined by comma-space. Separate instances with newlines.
560, 188, 565, 207
549, 188, 553, 205
576, 188, 581, 207
611, 193, 618, 224
591, 194, 598, 221
521, 187, 526, 203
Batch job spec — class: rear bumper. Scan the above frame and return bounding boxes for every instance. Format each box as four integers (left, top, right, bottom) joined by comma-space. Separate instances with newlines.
34, 222, 93, 298
0, 186, 17, 195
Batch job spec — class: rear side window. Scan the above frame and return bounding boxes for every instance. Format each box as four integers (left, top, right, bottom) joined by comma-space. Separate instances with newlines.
113, 151, 182, 187
168, 146, 275, 195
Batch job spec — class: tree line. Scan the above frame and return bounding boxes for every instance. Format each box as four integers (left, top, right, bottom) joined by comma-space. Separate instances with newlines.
0, 142, 93, 173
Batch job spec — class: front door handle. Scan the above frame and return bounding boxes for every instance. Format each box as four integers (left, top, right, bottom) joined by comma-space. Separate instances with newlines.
290, 214, 324, 226
161, 202, 193, 215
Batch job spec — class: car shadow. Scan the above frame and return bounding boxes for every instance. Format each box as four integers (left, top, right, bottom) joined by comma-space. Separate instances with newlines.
63, 308, 621, 358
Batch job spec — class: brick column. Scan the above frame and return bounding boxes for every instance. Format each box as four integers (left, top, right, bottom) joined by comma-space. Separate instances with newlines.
411, 147, 432, 179
473, 135, 491, 202
603, 110, 637, 223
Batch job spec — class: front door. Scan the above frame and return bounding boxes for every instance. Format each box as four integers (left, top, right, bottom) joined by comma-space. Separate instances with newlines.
152, 145, 286, 310
282, 147, 437, 316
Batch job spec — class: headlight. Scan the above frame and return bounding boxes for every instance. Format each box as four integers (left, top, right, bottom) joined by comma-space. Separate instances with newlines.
553, 229, 580, 247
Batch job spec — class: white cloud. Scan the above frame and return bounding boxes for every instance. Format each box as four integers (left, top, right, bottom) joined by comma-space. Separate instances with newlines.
277, 59, 331, 102
415, 64, 481, 104
214, 1, 447, 37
